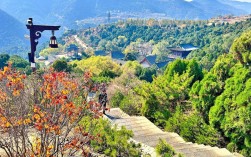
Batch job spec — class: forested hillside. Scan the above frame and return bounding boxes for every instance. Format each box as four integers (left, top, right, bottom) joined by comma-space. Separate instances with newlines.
0, 0, 246, 29
107, 30, 251, 157
77, 19, 251, 69
1, 0, 251, 156
0, 9, 27, 56
220, 0, 251, 13
0, 0, 249, 57
1, 16, 251, 157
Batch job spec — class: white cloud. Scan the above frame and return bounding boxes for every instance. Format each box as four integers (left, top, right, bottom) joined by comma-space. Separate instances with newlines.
232, 0, 251, 2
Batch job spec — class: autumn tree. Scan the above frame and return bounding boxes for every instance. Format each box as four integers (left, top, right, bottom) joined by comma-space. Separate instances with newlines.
0, 65, 101, 156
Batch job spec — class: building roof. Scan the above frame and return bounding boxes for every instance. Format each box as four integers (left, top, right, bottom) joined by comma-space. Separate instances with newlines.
37, 56, 46, 60
170, 48, 188, 52
140, 55, 173, 68
94, 50, 107, 56
156, 61, 168, 69
111, 51, 125, 60
170, 44, 198, 52
156, 59, 173, 69
145, 55, 157, 65
180, 44, 198, 51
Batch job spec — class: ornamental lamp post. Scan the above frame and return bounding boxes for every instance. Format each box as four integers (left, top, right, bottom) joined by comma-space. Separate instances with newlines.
26, 18, 60, 72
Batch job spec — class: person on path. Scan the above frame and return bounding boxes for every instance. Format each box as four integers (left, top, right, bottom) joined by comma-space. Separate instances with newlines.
98, 86, 108, 114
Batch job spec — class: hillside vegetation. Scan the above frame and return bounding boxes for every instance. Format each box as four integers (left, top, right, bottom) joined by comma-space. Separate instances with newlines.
0, 9, 27, 56
0, 0, 246, 28
77, 18, 251, 69
107, 30, 251, 156
1, 12, 251, 156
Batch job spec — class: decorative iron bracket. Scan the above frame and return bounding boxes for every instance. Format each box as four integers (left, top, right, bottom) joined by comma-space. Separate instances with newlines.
26, 18, 60, 63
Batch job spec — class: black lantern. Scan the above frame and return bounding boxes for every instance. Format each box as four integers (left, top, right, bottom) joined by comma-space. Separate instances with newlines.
26, 18, 60, 71
49, 31, 58, 48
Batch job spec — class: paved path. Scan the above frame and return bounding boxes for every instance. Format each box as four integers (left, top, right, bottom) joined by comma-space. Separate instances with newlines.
104, 108, 242, 157
73, 35, 88, 49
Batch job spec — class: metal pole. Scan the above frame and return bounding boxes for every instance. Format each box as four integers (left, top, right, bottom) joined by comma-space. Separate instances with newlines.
26, 18, 60, 72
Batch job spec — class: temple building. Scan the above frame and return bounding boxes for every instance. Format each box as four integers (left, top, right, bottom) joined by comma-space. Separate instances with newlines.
169, 44, 198, 59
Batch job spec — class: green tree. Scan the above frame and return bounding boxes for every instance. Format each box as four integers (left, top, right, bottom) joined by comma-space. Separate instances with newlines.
110, 91, 124, 108
156, 139, 176, 157
230, 30, 251, 65
209, 65, 251, 156
80, 117, 141, 157
39, 44, 63, 57
108, 62, 144, 115
0, 54, 10, 69
74, 56, 122, 76
136, 67, 157, 82
152, 40, 170, 62
9, 55, 29, 69
190, 54, 236, 122
52, 59, 69, 72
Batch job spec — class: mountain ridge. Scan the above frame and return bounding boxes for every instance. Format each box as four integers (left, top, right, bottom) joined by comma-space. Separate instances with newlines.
0, 9, 27, 56
0, 0, 248, 28
0, 0, 250, 56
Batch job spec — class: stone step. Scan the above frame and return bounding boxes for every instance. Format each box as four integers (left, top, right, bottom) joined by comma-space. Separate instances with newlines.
143, 137, 185, 148
117, 122, 161, 129
125, 125, 161, 131
106, 108, 238, 157
114, 117, 155, 125
105, 108, 130, 119
134, 133, 180, 143
183, 148, 235, 157
177, 145, 219, 152
114, 119, 155, 126
164, 136, 186, 143
175, 145, 220, 156
114, 117, 163, 133
116, 124, 163, 134
168, 142, 193, 149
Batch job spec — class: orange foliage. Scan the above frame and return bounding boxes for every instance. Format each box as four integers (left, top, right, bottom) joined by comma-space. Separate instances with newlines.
0, 65, 101, 156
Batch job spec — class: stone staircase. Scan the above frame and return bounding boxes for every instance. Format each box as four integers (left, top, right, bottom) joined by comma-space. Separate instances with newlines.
104, 108, 242, 157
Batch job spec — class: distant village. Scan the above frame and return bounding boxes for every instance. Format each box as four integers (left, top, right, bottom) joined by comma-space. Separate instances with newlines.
37, 41, 198, 70
209, 14, 251, 25
36, 14, 251, 69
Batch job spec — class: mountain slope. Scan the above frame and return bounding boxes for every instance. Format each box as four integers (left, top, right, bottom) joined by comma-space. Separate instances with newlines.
0, 0, 247, 28
50, 0, 247, 20
219, 0, 251, 13
191, 0, 245, 18
0, 9, 27, 56
0, 0, 249, 56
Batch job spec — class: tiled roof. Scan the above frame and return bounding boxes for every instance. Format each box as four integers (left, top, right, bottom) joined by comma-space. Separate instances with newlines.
145, 55, 157, 65
170, 44, 198, 52
180, 44, 198, 51
156, 58, 174, 69
156, 61, 168, 69
111, 51, 125, 60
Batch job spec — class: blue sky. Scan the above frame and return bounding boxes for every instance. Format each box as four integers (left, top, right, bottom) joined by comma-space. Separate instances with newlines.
234, 0, 251, 2
185, 0, 251, 2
